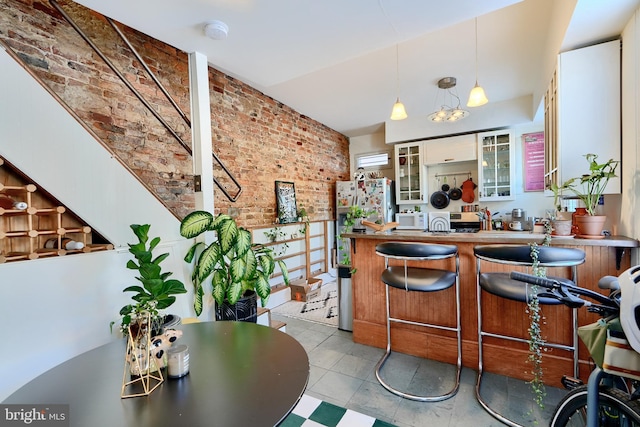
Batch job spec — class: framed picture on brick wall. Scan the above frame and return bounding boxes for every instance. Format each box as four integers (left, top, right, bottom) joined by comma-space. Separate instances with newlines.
275, 181, 297, 223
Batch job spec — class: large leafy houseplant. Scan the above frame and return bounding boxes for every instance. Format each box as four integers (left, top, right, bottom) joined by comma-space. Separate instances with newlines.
180, 211, 289, 316
561, 153, 619, 216
114, 224, 187, 333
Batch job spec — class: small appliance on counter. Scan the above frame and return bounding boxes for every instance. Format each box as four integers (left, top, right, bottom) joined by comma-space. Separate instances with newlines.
509, 208, 531, 231
396, 212, 427, 230
450, 212, 481, 233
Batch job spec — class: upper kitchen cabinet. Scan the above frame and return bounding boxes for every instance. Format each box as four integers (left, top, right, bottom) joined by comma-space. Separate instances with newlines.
545, 40, 621, 193
395, 142, 425, 204
423, 134, 477, 165
477, 130, 515, 201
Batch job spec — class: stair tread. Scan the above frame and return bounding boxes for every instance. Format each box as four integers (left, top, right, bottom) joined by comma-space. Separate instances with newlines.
271, 320, 286, 330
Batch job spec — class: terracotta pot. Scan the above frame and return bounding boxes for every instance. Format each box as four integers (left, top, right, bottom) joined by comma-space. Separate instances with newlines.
575, 215, 606, 237
551, 219, 573, 236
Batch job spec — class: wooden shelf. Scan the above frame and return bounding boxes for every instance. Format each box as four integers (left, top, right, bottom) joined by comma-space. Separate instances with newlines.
0, 156, 113, 263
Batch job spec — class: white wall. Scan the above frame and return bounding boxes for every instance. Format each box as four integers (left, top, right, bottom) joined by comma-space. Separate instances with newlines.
0, 47, 197, 400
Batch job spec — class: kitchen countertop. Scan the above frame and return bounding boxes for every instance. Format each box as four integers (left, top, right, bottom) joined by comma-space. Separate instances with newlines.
342, 229, 639, 247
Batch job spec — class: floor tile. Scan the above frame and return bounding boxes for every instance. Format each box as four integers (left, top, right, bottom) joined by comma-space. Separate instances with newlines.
309, 370, 364, 404
272, 313, 568, 427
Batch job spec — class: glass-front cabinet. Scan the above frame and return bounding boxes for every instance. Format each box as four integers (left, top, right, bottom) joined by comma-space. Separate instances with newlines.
477, 130, 515, 201
394, 142, 425, 204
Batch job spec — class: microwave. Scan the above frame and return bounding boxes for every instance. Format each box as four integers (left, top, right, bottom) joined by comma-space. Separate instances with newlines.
395, 212, 427, 230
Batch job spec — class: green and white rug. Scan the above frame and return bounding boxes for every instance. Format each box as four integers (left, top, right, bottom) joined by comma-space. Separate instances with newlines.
282, 394, 396, 427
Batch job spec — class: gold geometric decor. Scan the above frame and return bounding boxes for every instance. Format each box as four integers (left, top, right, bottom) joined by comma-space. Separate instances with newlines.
120, 311, 164, 398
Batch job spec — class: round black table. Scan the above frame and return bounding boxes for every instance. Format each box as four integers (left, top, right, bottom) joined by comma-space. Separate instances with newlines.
2, 321, 309, 427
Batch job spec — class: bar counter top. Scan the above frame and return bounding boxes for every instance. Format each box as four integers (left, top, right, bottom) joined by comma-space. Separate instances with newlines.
342, 229, 639, 248
343, 229, 638, 387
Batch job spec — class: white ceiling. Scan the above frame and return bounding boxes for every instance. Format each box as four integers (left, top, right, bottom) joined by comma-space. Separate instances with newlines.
74, 0, 639, 137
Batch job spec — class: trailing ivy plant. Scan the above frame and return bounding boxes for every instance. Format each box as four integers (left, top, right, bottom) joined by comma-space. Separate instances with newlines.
297, 206, 310, 235
263, 226, 289, 257
527, 220, 553, 412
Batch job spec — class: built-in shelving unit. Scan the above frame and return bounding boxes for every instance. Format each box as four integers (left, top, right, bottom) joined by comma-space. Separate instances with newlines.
0, 157, 113, 263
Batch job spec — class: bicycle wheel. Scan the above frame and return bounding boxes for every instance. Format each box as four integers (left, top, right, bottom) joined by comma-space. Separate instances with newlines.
551, 385, 640, 426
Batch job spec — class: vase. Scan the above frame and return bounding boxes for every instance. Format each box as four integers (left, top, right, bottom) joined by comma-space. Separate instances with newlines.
571, 207, 588, 235
575, 215, 606, 237
215, 290, 258, 322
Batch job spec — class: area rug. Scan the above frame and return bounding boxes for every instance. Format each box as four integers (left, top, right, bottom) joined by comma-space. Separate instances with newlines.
272, 282, 338, 327
282, 394, 396, 427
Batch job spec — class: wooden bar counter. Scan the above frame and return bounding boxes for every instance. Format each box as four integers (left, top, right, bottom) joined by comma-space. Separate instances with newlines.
343, 230, 639, 387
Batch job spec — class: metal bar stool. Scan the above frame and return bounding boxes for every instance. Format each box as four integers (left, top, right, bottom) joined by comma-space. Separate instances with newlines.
474, 244, 586, 426
375, 241, 461, 402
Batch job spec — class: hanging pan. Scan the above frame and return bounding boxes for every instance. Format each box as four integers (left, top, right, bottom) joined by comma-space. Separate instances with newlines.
430, 177, 450, 209
441, 176, 450, 192
449, 177, 462, 200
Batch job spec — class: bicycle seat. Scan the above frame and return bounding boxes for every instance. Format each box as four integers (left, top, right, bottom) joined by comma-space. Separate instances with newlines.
599, 275, 620, 291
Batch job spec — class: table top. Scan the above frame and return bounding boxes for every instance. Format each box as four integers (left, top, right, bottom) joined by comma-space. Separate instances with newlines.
3, 321, 309, 427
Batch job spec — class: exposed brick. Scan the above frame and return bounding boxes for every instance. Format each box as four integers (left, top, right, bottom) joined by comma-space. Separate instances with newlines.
1, 0, 348, 225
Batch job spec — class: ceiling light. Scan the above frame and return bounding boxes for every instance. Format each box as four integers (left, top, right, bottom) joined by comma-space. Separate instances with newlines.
204, 20, 229, 40
390, 45, 407, 120
428, 77, 469, 123
467, 18, 488, 107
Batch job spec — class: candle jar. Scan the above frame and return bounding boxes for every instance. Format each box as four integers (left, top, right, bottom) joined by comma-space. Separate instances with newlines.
167, 344, 189, 378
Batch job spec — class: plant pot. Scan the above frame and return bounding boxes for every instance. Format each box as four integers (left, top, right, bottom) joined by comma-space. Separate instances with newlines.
551, 219, 573, 236
575, 215, 606, 237
215, 290, 258, 322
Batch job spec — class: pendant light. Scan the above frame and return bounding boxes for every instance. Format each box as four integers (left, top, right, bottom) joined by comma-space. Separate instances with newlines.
390, 44, 407, 120
427, 77, 469, 122
467, 18, 488, 107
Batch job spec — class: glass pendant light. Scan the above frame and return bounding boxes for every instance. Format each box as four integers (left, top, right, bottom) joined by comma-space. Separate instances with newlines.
390, 98, 408, 120
467, 18, 488, 107
390, 44, 407, 120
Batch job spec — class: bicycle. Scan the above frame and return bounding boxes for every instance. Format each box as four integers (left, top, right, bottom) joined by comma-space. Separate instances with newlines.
510, 265, 640, 427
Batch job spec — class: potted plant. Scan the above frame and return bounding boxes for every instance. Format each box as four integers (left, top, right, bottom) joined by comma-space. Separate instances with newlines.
560, 153, 619, 237
180, 211, 290, 321
346, 205, 374, 232
113, 224, 188, 335
547, 183, 572, 236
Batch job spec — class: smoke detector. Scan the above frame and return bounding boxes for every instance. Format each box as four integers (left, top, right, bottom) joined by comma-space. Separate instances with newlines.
204, 20, 229, 40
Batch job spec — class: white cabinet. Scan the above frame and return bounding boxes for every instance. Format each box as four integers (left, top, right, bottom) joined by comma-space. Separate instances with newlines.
477, 130, 515, 201
556, 40, 621, 193
395, 142, 425, 204
423, 134, 477, 165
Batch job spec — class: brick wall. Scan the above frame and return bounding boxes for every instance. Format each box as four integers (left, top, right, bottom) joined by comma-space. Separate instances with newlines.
0, 0, 349, 226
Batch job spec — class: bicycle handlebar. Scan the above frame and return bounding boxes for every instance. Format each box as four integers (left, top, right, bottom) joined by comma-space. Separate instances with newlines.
510, 272, 586, 308
509, 271, 619, 314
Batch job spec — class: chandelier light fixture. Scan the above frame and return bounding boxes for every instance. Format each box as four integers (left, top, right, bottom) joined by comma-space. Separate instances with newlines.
427, 77, 469, 123
390, 44, 407, 120
467, 17, 488, 107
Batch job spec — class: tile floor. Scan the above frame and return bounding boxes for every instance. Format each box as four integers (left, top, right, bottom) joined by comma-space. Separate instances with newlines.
273, 314, 569, 427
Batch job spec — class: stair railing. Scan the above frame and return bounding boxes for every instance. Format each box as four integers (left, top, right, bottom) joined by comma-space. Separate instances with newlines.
49, 0, 242, 202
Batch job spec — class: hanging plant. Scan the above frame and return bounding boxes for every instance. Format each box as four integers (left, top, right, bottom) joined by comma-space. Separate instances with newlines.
527, 220, 552, 410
